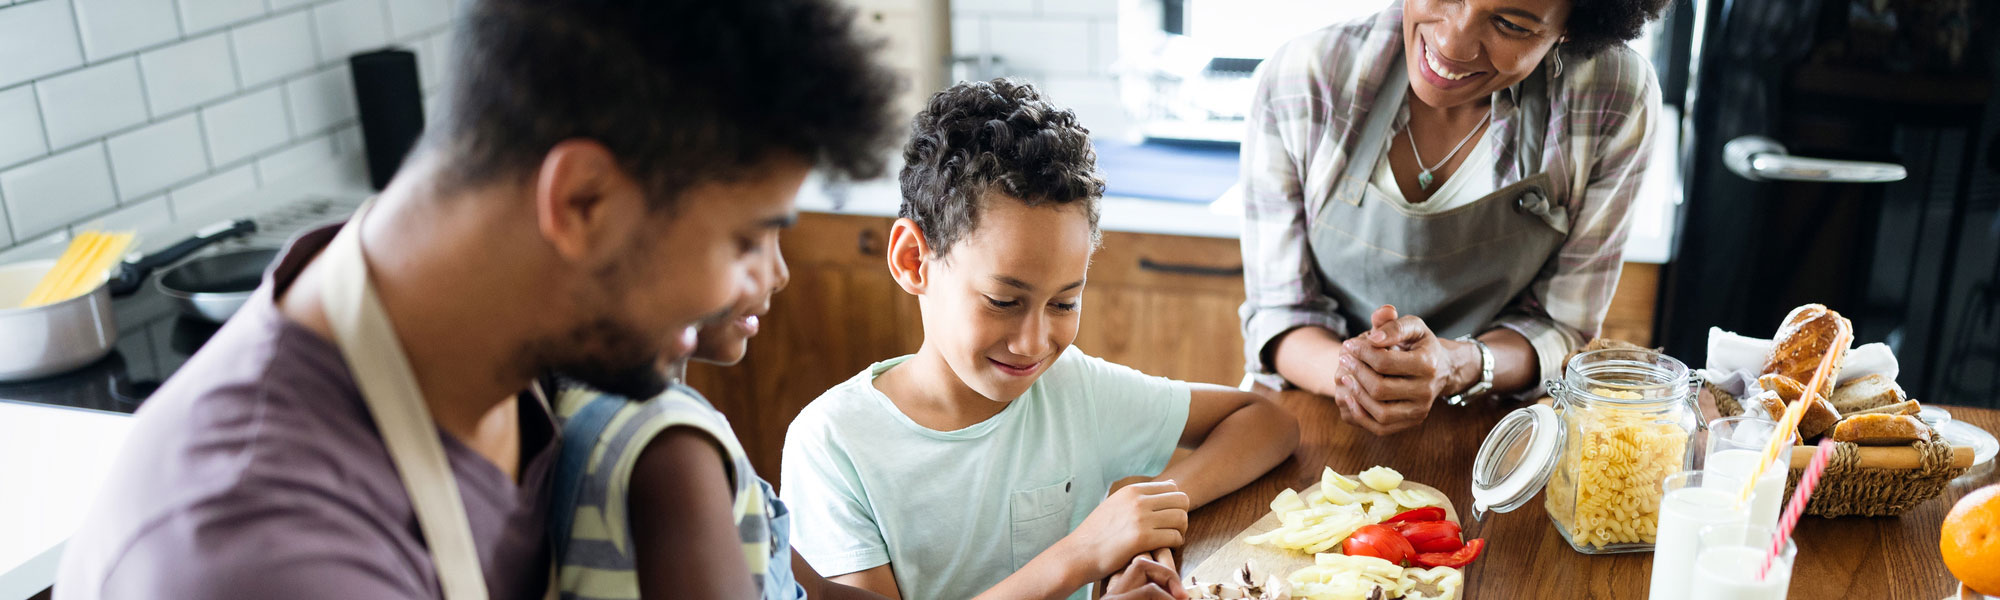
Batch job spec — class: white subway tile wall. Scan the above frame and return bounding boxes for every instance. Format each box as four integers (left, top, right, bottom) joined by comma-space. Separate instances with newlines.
1, 144, 118, 240
201, 86, 291, 165
0, 85, 46, 169
178, 0, 267, 35
0, 233, 74, 264
73, 0, 182, 62
418, 28, 453, 93
385, 0, 450, 39
167, 163, 256, 218
139, 33, 240, 115
0, 1, 84, 89
105, 113, 208, 200
286, 65, 358, 134
0, 0, 455, 253
950, 0, 1033, 15
77, 193, 171, 231
37, 59, 150, 149
312, 0, 391, 67
1038, 0, 1116, 18
982, 17, 1090, 77
332, 123, 364, 156
231, 11, 319, 87
949, 0, 1126, 137
256, 134, 337, 181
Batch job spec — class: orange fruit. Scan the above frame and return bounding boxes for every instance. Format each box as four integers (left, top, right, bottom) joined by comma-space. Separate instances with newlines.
1944, 484, 2000, 595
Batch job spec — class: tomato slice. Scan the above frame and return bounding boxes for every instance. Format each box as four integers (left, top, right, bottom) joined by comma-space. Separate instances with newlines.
1393, 520, 1464, 553
1383, 506, 1447, 524
1410, 538, 1485, 568
1342, 524, 1416, 566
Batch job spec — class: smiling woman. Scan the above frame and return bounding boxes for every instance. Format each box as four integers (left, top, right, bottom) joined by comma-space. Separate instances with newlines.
1238, 0, 1671, 436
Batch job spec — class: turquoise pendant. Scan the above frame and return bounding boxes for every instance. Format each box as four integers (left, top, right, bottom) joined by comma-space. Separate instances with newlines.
1418, 169, 1435, 190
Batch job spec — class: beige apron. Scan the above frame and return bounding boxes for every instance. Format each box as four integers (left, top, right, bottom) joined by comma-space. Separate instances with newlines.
318, 200, 551, 600
1308, 61, 1570, 339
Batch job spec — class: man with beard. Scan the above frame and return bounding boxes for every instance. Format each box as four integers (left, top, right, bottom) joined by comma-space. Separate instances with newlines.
52, 1, 898, 598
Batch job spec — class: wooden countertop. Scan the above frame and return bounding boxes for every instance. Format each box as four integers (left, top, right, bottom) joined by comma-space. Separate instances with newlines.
1182, 388, 2000, 599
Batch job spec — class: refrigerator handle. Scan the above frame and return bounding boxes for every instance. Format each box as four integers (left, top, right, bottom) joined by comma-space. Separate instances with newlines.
1724, 135, 1908, 183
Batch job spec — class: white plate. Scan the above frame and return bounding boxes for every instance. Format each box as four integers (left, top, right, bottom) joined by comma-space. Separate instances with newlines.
1937, 419, 1999, 467
1920, 406, 1998, 468
1936, 418, 2000, 468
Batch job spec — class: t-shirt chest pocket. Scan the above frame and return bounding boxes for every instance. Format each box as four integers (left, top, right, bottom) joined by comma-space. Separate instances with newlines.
1008, 476, 1076, 569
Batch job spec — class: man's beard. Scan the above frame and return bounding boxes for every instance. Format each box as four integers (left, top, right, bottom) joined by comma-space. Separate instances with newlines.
540, 317, 670, 401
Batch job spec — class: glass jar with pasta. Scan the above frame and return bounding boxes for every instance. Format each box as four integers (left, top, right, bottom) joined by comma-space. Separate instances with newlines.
1467, 348, 1701, 555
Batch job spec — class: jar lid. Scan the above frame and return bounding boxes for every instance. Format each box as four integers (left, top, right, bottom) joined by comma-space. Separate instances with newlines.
1469, 403, 1564, 520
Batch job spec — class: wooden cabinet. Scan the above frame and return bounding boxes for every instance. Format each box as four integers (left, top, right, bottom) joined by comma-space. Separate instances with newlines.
685, 213, 1248, 484
1602, 262, 1660, 347
1072, 230, 1248, 388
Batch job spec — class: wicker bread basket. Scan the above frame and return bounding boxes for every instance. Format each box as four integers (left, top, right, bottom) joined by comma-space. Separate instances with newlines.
1709, 381, 1968, 517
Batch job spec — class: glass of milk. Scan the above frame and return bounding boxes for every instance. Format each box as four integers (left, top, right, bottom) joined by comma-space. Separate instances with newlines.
1691, 522, 1795, 600
1648, 470, 1746, 600
1702, 417, 1795, 531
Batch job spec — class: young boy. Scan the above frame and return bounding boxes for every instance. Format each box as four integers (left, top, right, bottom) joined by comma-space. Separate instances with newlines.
781, 79, 1301, 600
550, 232, 1192, 600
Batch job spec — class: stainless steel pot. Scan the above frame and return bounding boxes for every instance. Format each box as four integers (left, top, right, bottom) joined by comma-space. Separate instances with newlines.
0, 260, 117, 381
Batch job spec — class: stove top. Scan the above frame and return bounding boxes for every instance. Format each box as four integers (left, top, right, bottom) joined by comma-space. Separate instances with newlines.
0, 195, 364, 415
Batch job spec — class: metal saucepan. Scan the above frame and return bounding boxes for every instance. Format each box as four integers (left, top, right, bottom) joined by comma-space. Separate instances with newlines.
156, 247, 279, 324
0, 259, 118, 381
0, 219, 256, 381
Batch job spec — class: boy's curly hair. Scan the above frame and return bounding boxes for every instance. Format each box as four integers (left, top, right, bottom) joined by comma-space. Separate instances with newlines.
898, 78, 1106, 258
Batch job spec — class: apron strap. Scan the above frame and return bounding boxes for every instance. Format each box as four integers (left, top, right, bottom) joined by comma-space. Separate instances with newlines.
1333, 64, 1409, 208
318, 200, 491, 600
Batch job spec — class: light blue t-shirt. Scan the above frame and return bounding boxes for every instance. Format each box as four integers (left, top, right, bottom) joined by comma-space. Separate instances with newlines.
781, 347, 1192, 600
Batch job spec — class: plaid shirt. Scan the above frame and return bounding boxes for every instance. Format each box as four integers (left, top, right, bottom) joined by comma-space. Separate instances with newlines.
1238, 6, 1661, 389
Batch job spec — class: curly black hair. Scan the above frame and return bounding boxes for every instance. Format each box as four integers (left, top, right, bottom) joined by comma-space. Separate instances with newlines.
1563, 0, 1674, 57
427, 0, 902, 209
898, 78, 1106, 259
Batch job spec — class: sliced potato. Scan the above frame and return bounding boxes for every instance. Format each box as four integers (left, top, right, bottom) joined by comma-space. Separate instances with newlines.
1322, 467, 1361, 492
1387, 487, 1441, 509
1359, 466, 1404, 492
1318, 483, 1358, 505
1272, 488, 1308, 514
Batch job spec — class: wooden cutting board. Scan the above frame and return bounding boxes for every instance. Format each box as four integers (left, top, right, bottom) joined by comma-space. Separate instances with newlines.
1186, 478, 1463, 599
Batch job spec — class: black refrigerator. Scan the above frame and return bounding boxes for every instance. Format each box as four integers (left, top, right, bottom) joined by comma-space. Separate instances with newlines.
1657, 0, 2000, 408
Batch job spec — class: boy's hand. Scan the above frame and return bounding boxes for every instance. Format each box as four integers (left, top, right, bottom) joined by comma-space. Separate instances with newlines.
1104, 553, 1187, 600
1063, 481, 1189, 578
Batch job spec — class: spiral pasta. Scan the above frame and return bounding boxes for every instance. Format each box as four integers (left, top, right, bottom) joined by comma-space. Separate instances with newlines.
1544, 390, 1687, 549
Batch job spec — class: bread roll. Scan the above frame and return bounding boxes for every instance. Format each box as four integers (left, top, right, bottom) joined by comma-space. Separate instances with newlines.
1756, 373, 1841, 439
1829, 413, 1932, 445
1841, 399, 1920, 418
1762, 304, 1853, 398
1831, 374, 1905, 413
1752, 389, 1787, 421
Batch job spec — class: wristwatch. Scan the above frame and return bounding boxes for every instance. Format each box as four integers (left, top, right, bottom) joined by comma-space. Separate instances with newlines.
1443, 335, 1494, 407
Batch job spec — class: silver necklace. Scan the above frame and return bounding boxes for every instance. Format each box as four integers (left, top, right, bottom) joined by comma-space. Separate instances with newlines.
1405, 101, 1494, 190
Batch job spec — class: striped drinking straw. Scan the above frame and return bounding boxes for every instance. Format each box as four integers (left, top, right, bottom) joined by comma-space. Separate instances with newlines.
1762, 438, 1837, 580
